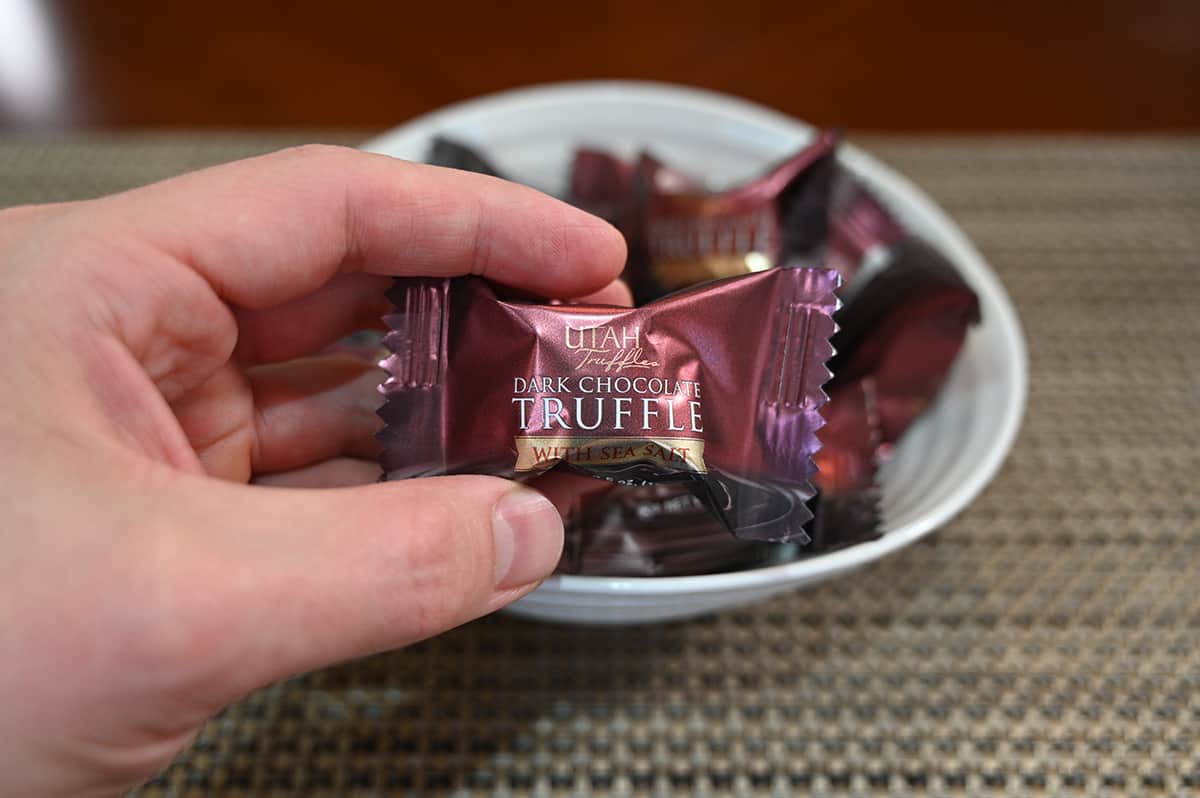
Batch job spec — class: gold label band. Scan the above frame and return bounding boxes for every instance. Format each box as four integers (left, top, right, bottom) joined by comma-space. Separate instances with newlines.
514, 436, 706, 473
651, 252, 773, 291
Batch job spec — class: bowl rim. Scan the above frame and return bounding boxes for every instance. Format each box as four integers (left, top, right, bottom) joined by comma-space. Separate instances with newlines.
363, 80, 1029, 596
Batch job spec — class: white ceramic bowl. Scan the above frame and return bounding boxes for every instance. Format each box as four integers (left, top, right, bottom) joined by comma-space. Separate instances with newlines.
363, 81, 1027, 625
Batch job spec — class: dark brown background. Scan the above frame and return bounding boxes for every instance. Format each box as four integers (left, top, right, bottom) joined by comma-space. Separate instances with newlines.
4, 0, 1200, 131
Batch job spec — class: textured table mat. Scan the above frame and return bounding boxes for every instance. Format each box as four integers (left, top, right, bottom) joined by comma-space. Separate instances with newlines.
3, 134, 1198, 797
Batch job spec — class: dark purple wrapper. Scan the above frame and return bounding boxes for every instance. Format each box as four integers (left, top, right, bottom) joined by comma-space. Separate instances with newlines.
569, 131, 840, 304
560, 485, 783, 577
828, 238, 981, 446
378, 268, 840, 543
426, 136, 507, 178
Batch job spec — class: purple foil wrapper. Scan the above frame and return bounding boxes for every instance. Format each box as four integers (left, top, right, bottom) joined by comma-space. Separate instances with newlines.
560, 485, 781, 576
569, 131, 840, 304
828, 237, 981, 446
568, 149, 641, 232
557, 480, 881, 577
378, 268, 840, 543
426, 136, 507, 178
825, 164, 907, 284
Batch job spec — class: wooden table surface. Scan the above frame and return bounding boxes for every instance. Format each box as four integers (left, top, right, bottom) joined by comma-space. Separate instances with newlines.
3, 0, 1199, 131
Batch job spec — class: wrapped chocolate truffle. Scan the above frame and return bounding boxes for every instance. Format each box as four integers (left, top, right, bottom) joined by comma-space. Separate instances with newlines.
570, 131, 840, 303
827, 237, 981, 446
378, 268, 840, 543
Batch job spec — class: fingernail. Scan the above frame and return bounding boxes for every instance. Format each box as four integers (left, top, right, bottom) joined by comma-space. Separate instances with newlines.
492, 488, 564, 588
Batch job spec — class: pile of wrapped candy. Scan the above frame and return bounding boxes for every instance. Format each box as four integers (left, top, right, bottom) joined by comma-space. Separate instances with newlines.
377, 133, 980, 576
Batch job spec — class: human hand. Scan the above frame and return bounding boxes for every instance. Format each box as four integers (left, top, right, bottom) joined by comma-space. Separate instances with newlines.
0, 145, 626, 796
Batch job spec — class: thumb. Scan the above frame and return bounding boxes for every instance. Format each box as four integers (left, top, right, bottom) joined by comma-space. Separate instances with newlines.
169, 474, 562, 701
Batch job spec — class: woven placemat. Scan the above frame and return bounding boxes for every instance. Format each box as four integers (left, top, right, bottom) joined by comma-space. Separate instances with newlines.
3, 134, 1198, 797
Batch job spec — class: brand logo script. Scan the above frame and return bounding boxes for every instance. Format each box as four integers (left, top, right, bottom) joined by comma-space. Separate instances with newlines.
564, 324, 659, 372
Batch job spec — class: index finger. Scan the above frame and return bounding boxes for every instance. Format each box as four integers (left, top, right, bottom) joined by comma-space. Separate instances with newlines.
97, 144, 628, 309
